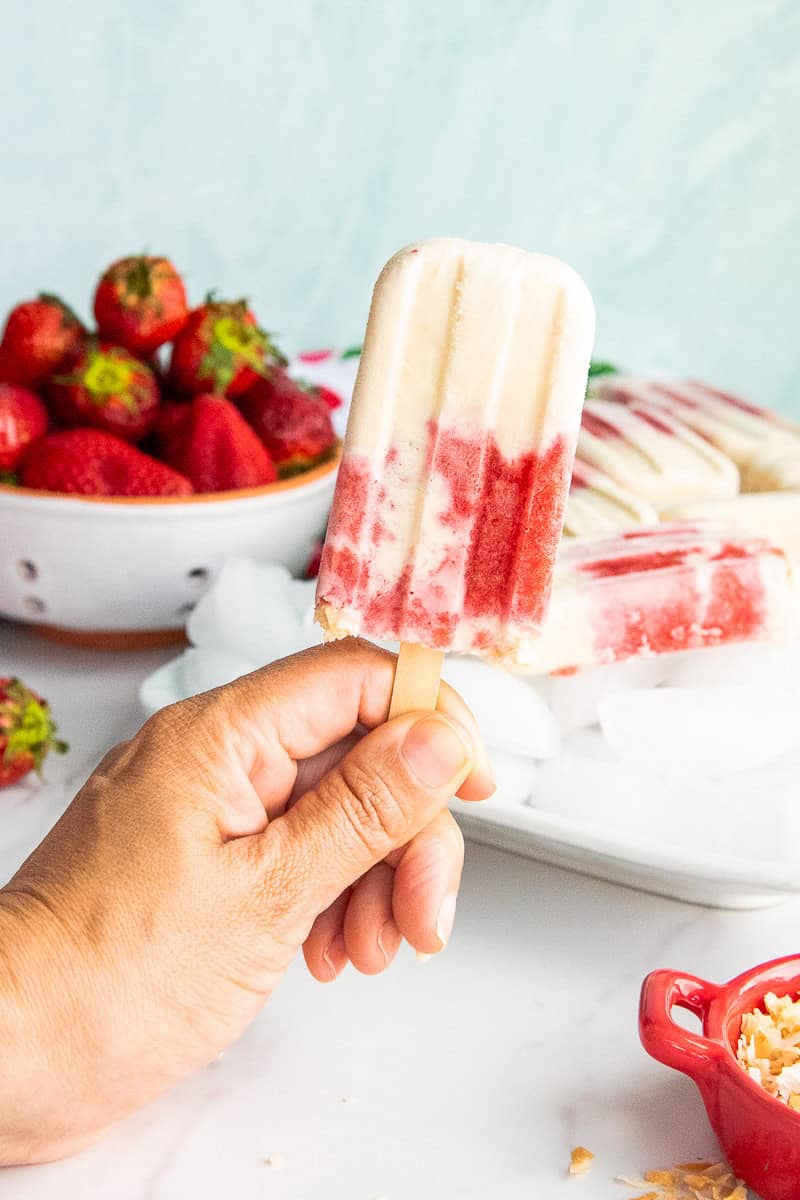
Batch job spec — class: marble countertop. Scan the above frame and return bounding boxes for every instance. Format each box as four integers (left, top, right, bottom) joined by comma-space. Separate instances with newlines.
0, 619, 793, 1199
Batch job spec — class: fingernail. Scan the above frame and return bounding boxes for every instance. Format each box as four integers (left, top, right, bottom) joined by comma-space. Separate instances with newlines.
436, 893, 457, 948
377, 921, 392, 966
402, 715, 471, 787
416, 951, 433, 964
322, 933, 346, 981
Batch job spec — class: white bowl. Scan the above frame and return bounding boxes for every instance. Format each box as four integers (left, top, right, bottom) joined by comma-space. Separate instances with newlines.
0, 458, 337, 648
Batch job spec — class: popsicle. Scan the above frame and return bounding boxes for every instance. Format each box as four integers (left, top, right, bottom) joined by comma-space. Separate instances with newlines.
592, 374, 800, 468
664, 493, 800, 564
515, 524, 795, 676
741, 442, 800, 493
577, 396, 739, 511
564, 459, 658, 538
315, 238, 595, 703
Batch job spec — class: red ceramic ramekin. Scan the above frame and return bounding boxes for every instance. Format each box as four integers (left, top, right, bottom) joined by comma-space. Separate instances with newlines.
640, 956, 800, 1200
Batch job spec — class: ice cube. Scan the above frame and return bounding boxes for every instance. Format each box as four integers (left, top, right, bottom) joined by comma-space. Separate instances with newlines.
179, 647, 258, 697
599, 686, 800, 775
547, 657, 669, 734
663, 641, 800, 695
704, 759, 800, 861
187, 559, 316, 664
532, 744, 676, 840
288, 578, 318, 624
486, 751, 538, 805
442, 655, 560, 760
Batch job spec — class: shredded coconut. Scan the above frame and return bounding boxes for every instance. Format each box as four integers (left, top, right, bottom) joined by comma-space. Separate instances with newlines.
737, 991, 800, 1107
616, 1159, 745, 1199
568, 1146, 595, 1175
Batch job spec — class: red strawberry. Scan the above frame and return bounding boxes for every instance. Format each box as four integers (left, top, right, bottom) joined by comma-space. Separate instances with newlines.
0, 294, 85, 388
93, 255, 189, 354
152, 399, 194, 464
0, 383, 48, 471
0, 677, 68, 789
168, 298, 284, 398
161, 393, 277, 492
305, 538, 324, 579
21, 429, 193, 497
49, 341, 160, 442
239, 369, 336, 475
314, 384, 343, 410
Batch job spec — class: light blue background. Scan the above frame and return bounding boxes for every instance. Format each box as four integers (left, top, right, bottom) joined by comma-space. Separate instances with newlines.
1, 0, 798, 412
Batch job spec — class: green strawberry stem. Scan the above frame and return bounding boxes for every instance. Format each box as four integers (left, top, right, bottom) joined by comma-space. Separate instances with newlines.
1, 679, 68, 777
123, 257, 154, 300
587, 360, 620, 378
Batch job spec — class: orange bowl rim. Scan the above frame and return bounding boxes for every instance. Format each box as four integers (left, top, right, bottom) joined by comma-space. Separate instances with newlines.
0, 445, 341, 506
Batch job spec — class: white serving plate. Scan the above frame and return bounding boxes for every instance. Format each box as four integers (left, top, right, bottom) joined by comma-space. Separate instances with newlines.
140, 654, 798, 911
451, 796, 798, 910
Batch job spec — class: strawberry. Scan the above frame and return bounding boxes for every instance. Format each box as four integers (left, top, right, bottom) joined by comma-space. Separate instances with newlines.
161, 392, 277, 492
304, 538, 324, 579
152, 399, 194, 464
0, 677, 68, 789
21, 429, 193, 497
238, 369, 336, 475
93, 255, 189, 354
168, 298, 284, 399
315, 384, 343, 410
49, 340, 160, 442
0, 294, 85, 388
0, 383, 48, 471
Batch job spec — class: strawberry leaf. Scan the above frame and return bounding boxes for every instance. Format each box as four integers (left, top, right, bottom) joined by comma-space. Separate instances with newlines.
588, 360, 620, 378
0, 679, 68, 777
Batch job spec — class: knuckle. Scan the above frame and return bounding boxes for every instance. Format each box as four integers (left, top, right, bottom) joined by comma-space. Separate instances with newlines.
240, 829, 312, 945
332, 758, 411, 849
138, 697, 202, 751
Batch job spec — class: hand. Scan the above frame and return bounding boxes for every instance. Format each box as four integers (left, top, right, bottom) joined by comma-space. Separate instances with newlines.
0, 639, 493, 1164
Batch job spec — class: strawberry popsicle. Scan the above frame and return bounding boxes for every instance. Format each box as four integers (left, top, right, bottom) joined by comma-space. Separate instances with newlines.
315, 238, 595, 669
577, 396, 739, 512
593, 374, 800, 468
741, 442, 800, 492
516, 524, 795, 676
665, 493, 800, 564
564, 459, 658, 538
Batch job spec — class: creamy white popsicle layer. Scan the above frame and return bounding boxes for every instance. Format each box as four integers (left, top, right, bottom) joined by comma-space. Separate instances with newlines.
741, 442, 800, 493
593, 374, 800, 467
515, 524, 795, 676
578, 396, 739, 511
564, 459, 658, 537
665, 493, 800, 565
315, 238, 595, 660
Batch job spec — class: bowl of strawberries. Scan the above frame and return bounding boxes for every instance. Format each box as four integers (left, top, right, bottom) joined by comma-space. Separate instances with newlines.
0, 256, 347, 647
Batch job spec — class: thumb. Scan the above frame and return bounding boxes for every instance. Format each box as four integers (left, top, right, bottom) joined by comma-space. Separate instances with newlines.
261, 711, 473, 929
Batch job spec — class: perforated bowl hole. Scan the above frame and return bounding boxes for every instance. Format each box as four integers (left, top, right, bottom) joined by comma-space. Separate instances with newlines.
23, 596, 46, 614
176, 601, 196, 618
187, 567, 209, 584
17, 559, 38, 581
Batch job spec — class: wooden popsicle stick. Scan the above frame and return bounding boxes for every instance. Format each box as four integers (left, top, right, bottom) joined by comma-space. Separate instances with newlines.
388, 641, 445, 718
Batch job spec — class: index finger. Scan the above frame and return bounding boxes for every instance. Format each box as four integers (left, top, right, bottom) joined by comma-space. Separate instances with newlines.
211, 638, 495, 803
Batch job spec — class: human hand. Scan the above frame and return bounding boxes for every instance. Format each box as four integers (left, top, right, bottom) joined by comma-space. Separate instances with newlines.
0, 639, 493, 1164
